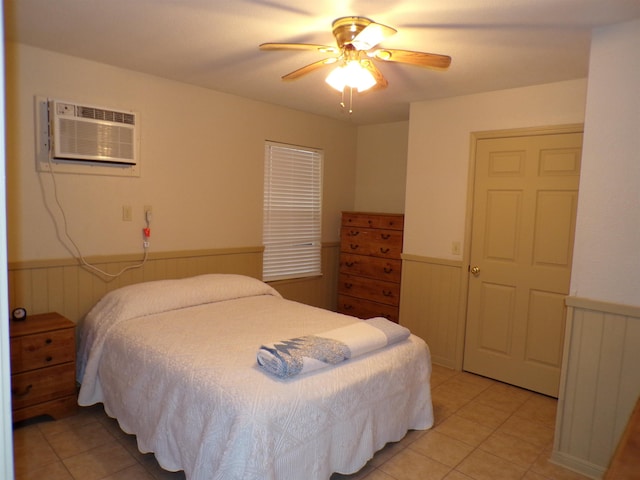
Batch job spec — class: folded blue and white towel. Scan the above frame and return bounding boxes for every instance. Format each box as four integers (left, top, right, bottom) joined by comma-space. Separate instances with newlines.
256, 317, 410, 378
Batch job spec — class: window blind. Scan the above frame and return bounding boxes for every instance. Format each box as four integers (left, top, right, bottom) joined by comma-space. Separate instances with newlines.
263, 142, 323, 282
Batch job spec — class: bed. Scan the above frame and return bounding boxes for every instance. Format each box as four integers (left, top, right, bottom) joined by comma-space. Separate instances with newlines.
76, 274, 433, 480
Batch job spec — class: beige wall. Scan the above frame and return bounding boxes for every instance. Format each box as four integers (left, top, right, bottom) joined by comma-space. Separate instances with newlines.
404, 79, 588, 261
400, 80, 588, 369
355, 121, 408, 214
6, 44, 357, 263
554, 18, 640, 478
570, 18, 640, 307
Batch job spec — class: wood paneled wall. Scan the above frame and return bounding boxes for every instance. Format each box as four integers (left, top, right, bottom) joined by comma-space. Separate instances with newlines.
268, 243, 340, 311
8, 244, 340, 324
553, 297, 640, 479
399, 254, 464, 369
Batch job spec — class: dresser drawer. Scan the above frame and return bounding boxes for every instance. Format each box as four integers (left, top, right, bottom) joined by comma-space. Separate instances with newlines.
11, 328, 75, 373
338, 273, 401, 306
339, 253, 402, 283
340, 228, 403, 258
337, 295, 400, 323
11, 362, 76, 411
342, 212, 404, 231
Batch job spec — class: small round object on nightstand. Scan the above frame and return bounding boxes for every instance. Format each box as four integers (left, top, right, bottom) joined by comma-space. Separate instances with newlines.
12, 307, 27, 321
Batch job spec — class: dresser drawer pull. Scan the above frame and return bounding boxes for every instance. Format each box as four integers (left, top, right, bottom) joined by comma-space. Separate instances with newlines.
348, 230, 359, 236
381, 233, 391, 240
380, 247, 390, 254
342, 304, 353, 310
349, 244, 359, 250
382, 290, 393, 297
343, 283, 353, 289
12, 384, 33, 398
45, 356, 53, 362
45, 338, 53, 344
345, 261, 355, 267
383, 267, 393, 274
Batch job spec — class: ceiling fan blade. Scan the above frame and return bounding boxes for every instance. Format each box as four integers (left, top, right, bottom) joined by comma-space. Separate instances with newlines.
371, 49, 452, 70
360, 59, 388, 90
259, 43, 339, 55
281, 57, 338, 81
351, 21, 397, 50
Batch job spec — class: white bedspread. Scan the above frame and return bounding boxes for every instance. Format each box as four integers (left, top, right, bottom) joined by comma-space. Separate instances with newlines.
77, 274, 433, 480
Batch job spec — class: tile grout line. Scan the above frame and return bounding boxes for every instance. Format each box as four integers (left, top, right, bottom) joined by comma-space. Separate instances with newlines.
420, 369, 553, 480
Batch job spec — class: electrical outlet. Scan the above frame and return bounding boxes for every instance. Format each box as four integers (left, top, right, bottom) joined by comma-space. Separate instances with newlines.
122, 205, 133, 222
451, 241, 461, 255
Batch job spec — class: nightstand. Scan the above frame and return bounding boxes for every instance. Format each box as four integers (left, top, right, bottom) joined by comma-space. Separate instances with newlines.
10, 312, 78, 422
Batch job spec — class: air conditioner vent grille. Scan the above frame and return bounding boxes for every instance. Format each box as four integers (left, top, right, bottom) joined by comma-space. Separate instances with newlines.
48, 99, 138, 165
77, 106, 135, 125
58, 119, 135, 161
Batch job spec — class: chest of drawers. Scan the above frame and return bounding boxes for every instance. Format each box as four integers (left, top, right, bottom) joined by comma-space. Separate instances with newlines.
10, 312, 77, 422
337, 212, 404, 323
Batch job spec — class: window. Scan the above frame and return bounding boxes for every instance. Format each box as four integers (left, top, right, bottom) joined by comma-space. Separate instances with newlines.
263, 142, 323, 282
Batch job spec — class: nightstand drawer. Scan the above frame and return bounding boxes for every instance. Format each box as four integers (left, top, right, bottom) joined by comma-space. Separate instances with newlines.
11, 329, 75, 373
10, 311, 77, 421
11, 362, 76, 411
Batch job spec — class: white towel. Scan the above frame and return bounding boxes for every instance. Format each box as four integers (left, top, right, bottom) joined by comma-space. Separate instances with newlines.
257, 317, 410, 378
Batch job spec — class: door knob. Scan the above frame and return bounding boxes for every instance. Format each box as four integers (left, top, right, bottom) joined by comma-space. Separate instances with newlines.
470, 266, 480, 276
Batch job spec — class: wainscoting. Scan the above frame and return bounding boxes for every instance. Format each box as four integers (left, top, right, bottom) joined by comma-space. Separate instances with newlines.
268, 242, 340, 311
8, 243, 340, 324
553, 296, 640, 479
399, 254, 465, 369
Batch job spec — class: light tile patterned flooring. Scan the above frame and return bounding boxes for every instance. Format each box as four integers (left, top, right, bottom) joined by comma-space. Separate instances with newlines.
13, 365, 592, 480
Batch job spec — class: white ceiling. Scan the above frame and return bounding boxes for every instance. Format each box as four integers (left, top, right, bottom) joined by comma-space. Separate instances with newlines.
5, 0, 640, 125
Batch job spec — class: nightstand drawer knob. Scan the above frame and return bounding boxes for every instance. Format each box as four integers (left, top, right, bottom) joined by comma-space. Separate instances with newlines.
45, 338, 53, 344
46, 356, 53, 362
12, 384, 33, 398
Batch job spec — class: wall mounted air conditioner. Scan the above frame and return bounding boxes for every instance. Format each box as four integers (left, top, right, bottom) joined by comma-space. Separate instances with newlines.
48, 99, 138, 165
36, 97, 140, 170
34, 97, 140, 177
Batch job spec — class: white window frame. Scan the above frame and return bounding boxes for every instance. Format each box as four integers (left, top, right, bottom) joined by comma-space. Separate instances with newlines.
263, 141, 323, 282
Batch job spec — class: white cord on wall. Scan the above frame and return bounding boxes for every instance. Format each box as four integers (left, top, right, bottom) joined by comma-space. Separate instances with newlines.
43, 156, 149, 279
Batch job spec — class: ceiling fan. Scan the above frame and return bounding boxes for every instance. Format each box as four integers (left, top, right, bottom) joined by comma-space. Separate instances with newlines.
259, 16, 452, 94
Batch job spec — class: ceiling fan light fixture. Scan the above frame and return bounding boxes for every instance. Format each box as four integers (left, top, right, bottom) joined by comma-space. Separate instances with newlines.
325, 60, 377, 92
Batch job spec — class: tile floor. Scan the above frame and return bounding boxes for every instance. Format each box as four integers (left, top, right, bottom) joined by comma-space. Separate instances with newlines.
12, 365, 593, 480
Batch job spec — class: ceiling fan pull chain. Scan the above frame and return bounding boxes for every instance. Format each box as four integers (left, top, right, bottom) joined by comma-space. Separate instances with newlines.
338, 86, 354, 115
348, 87, 354, 114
